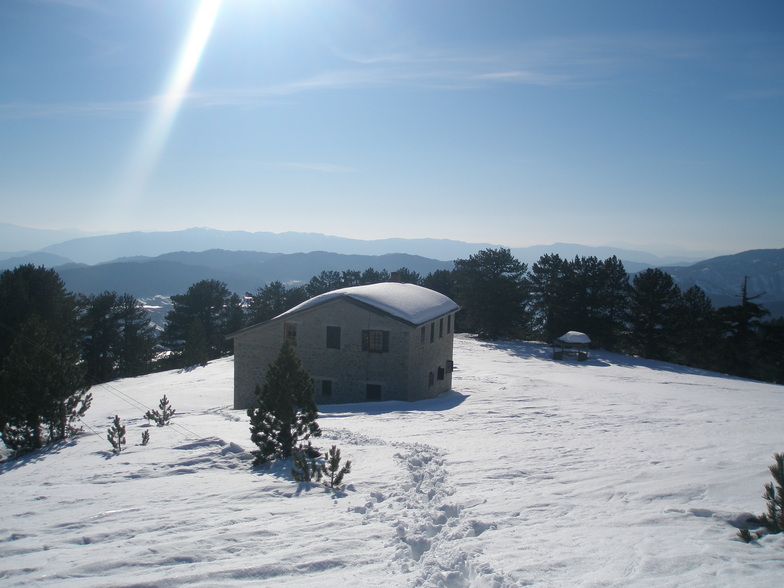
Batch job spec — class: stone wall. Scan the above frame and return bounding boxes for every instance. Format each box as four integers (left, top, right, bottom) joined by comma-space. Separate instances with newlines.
231, 297, 456, 409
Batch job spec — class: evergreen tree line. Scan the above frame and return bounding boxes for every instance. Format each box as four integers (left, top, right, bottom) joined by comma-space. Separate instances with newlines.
157, 252, 784, 383
421, 248, 784, 384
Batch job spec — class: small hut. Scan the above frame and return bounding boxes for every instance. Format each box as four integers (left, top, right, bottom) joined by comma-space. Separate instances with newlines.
552, 331, 591, 361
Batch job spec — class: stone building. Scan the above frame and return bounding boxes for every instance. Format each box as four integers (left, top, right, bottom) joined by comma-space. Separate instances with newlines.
229, 282, 459, 409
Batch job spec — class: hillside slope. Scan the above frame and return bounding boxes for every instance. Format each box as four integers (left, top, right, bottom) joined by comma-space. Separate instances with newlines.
664, 248, 784, 316
1, 336, 782, 586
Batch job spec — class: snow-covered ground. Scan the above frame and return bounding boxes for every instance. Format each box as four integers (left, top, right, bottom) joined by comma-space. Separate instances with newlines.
2, 335, 782, 587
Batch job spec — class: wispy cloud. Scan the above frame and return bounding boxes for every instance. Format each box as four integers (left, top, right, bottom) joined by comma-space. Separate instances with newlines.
3, 31, 777, 120
32, 0, 115, 15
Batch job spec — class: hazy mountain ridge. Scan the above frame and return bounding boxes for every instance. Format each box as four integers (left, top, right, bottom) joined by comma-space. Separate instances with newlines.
1, 225, 781, 315
0, 222, 102, 253
1, 225, 710, 266
663, 249, 784, 317
55, 250, 454, 298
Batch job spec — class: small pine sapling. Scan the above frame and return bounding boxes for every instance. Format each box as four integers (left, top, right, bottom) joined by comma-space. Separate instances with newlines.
737, 528, 754, 543
107, 415, 126, 454
140, 430, 150, 446
759, 453, 784, 534
291, 449, 322, 483
737, 452, 784, 542
144, 395, 176, 426
322, 445, 351, 490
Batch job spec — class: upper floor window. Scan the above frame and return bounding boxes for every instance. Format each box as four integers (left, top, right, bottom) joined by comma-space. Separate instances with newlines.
284, 322, 297, 346
447, 314, 452, 334
430, 322, 435, 343
362, 329, 389, 352
326, 326, 341, 349
420, 326, 426, 347
439, 318, 444, 338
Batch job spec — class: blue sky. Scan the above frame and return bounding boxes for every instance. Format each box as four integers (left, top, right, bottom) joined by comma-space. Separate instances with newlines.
1, 0, 782, 254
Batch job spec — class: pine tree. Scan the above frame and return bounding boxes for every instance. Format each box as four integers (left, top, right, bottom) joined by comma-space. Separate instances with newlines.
1, 317, 91, 455
144, 395, 176, 426
673, 286, 720, 369
77, 291, 121, 383
737, 453, 784, 542
107, 415, 126, 454
116, 293, 157, 378
717, 277, 770, 379
247, 341, 321, 466
321, 445, 351, 490
291, 449, 323, 483
528, 253, 568, 341
162, 279, 239, 365
182, 319, 209, 366
758, 453, 784, 534
626, 268, 682, 362
453, 248, 529, 339
248, 281, 291, 324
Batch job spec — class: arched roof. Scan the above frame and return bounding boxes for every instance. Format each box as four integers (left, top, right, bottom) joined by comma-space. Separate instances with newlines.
276, 282, 459, 326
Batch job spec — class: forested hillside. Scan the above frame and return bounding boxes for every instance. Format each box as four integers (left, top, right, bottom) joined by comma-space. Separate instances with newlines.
2, 248, 782, 461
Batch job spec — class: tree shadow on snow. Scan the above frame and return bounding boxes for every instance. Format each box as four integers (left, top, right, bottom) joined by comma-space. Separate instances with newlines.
318, 389, 468, 417
250, 459, 351, 499
0, 438, 79, 472
474, 338, 743, 380
477, 339, 609, 368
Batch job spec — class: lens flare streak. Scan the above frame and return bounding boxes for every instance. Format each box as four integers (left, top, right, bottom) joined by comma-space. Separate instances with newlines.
124, 0, 222, 198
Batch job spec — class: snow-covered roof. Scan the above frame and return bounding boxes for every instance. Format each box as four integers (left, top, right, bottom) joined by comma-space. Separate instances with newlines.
276, 282, 459, 326
555, 331, 591, 344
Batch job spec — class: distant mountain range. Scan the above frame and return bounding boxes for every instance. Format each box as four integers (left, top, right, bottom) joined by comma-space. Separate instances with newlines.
1, 225, 781, 316
1, 225, 713, 267
51, 251, 454, 299
663, 249, 784, 318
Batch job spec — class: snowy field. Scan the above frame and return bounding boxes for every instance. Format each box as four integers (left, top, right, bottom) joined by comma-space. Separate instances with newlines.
1, 335, 783, 587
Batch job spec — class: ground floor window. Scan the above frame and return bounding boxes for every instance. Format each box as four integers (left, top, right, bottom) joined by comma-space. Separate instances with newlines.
366, 384, 382, 401
437, 366, 445, 381
321, 379, 332, 397
446, 359, 454, 373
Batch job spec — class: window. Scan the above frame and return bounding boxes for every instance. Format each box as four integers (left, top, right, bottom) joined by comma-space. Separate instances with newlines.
447, 314, 451, 334
420, 326, 426, 347
446, 359, 454, 373
362, 330, 389, 352
326, 326, 341, 349
430, 323, 435, 343
366, 384, 382, 401
439, 318, 444, 338
284, 322, 297, 346
321, 380, 332, 397
437, 366, 445, 381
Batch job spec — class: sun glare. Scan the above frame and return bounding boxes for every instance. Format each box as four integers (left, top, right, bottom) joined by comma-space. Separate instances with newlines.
122, 0, 223, 200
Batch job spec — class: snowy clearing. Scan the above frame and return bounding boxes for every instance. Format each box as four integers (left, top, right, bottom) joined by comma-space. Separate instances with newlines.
1, 335, 783, 587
